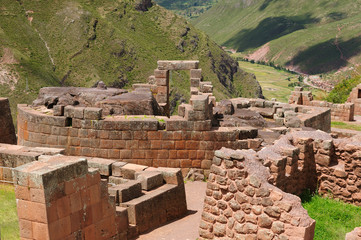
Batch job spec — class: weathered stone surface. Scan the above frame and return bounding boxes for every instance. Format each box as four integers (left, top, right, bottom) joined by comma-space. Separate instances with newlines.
32, 86, 127, 108
345, 227, 361, 240
96, 89, 162, 116
157, 60, 199, 70
135, 171, 164, 190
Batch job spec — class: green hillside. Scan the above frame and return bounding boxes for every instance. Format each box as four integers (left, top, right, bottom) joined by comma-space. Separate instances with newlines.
0, 0, 261, 121
194, 0, 361, 75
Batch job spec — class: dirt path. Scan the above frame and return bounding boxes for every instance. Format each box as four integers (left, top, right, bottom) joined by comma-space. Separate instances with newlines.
136, 181, 206, 240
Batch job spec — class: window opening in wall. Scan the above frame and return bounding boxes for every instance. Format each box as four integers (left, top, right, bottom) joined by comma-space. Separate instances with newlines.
358, 89, 361, 98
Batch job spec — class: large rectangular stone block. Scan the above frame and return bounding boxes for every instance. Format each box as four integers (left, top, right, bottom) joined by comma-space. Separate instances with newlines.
157, 60, 199, 70
191, 78, 200, 88
64, 106, 85, 119
190, 95, 209, 111
84, 108, 102, 120
154, 69, 169, 78
135, 171, 164, 190
190, 69, 202, 79
87, 158, 115, 176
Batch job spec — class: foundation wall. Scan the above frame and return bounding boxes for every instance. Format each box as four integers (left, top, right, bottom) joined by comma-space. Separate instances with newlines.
0, 98, 16, 144
17, 105, 259, 171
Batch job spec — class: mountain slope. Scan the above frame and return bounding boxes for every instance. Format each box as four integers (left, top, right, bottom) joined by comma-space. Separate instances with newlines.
0, 0, 262, 120
154, 0, 217, 19
194, 0, 361, 74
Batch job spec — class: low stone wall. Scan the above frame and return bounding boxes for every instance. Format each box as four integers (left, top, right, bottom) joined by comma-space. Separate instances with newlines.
0, 98, 16, 144
13, 153, 187, 239
258, 131, 361, 205
230, 98, 331, 132
289, 87, 354, 121
199, 148, 315, 240
17, 104, 259, 173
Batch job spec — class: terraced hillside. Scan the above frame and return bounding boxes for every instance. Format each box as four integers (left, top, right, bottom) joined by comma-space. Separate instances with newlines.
194, 0, 361, 75
154, 0, 217, 19
0, 0, 262, 121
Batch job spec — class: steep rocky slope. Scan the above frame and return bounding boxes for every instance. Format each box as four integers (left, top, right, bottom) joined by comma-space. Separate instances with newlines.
0, 0, 262, 121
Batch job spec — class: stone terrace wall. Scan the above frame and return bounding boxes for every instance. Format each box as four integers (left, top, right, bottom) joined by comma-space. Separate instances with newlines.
0, 98, 16, 144
258, 131, 361, 205
17, 104, 259, 173
199, 147, 315, 240
289, 87, 354, 121
13, 156, 119, 240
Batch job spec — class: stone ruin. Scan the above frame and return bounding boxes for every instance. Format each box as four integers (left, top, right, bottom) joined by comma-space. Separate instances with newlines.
289, 86, 355, 121
347, 83, 361, 116
1, 60, 361, 239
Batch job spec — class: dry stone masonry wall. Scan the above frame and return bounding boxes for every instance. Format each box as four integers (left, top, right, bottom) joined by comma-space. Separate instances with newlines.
17, 104, 259, 173
12, 150, 187, 240
199, 147, 315, 240
289, 87, 354, 121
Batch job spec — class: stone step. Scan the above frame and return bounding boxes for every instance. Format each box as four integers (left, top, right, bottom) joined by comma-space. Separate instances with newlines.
120, 184, 186, 233
108, 179, 142, 204
135, 171, 164, 191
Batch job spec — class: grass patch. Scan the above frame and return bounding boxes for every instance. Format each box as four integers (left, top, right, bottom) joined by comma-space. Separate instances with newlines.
238, 61, 324, 102
331, 121, 361, 131
302, 192, 361, 240
0, 184, 19, 240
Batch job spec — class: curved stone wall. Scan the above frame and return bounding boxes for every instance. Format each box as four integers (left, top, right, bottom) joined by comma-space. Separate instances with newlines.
17, 104, 259, 171
0, 98, 16, 144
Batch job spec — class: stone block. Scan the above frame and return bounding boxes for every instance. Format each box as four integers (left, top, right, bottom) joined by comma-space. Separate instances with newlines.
64, 106, 85, 119
200, 84, 213, 93
108, 180, 142, 203
178, 104, 186, 117
53, 105, 64, 116
112, 162, 128, 177
135, 171, 164, 190
190, 69, 202, 79
156, 78, 168, 86
190, 87, 199, 95
191, 78, 201, 87
84, 107, 102, 120
190, 95, 209, 111
157, 60, 199, 70
185, 108, 206, 121
155, 167, 183, 185
87, 158, 115, 176
154, 69, 169, 78
120, 163, 148, 179
109, 176, 128, 185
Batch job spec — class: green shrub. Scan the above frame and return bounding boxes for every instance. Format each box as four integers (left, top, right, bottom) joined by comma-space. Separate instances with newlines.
326, 76, 361, 103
